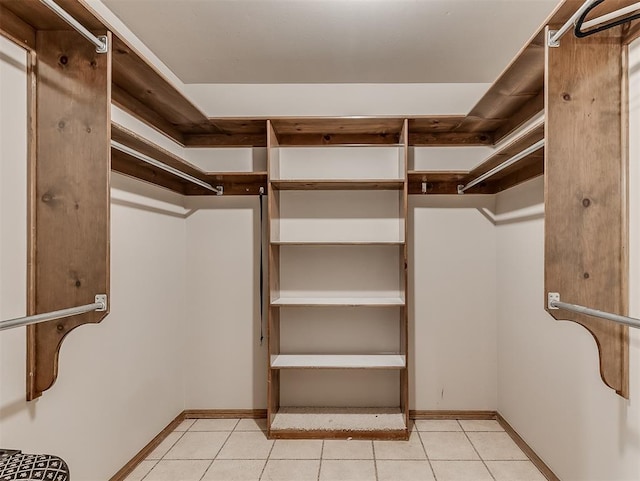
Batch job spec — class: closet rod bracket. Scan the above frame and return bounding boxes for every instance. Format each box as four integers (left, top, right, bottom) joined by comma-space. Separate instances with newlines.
547, 292, 560, 310
548, 30, 560, 47
95, 294, 108, 312
95, 35, 109, 54
457, 184, 465, 195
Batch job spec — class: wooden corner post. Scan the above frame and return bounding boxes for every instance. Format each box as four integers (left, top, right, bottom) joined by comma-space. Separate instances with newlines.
27, 30, 111, 400
544, 25, 629, 398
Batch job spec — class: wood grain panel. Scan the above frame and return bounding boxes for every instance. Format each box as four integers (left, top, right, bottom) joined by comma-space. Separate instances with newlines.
183, 133, 267, 147
0, 0, 103, 31
487, 153, 544, 193
27, 30, 111, 400
545, 25, 628, 397
110, 37, 211, 133
408, 171, 490, 195
493, 91, 544, 143
408, 132, 493, 146
111, 84, 185, 144
270, 180, 404, 191
0, 3, 35, 50
112, 123, 205, 179
186, 173, 267, 196
111, 149, 189, 195
272, 117, 404, 135
277, 133, 400, 145
468, 125, 544, 179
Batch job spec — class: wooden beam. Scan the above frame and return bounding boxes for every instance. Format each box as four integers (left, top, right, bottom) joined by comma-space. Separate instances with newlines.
111, 149, 189, 195
27, 30, 111, 400
0, 3, 36, 50
492, 91, 544, 144
185, 172, 267, 196
110, 36, 212, 134
277, 133, 399, 145
468, 125, 544, 180
487, 155, 544, 193
183, 133, 267, 147
112, 123, 204, 180
408, 172, 492, 195
409, 132, 493, 146
111, 84, 184, 145
545, 25, 629, 398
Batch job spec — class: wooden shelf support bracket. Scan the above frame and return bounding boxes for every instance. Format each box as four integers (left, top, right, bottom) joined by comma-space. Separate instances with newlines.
27, 29, 112, 400
544, 24, 629, 398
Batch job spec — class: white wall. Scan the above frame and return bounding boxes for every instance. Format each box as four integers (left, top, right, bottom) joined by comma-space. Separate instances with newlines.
183, 196, 267, 409
410, 195, 498, 410
0, 37, 188, 480
494, 40, 640, 481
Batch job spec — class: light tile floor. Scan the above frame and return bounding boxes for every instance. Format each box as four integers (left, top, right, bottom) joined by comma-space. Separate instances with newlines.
126, 418, 548, 481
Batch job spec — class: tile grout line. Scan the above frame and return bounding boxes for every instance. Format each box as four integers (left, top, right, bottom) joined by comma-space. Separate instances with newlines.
372, 439, 378, 481
136, 458, 160, 481
458, 420, 497, 481
258, 431, 277, 481
197, 419, 240, 481
415, 428, 437, 481
317, 440, 324, 481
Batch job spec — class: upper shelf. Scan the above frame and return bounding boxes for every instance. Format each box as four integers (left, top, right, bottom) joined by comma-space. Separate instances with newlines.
2, 0, 633, 196
2, 0, 634, 149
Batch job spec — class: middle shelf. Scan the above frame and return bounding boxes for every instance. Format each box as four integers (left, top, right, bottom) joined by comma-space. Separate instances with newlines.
271, 297, 405, 307
271, 354, 407, 369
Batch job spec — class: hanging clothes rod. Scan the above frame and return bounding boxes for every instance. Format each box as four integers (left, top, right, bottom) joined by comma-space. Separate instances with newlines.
575, 0, 640, 37
548, 293, 640, 329
39, 0, 109, 53
111, 141, 223, 195
582, 2, 640, 29
548, 0, 601, 46
0, 295, 107, 332
458, 138, 545, 194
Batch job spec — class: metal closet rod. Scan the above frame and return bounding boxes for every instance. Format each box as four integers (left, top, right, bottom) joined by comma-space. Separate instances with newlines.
548, 0, 601, 46
39, 0, 108, 53
548, 293, 640, 330
582, 2, 640, 29
111, 141, 223, 195
0, 295, 107, 332
458, 138, 545, 194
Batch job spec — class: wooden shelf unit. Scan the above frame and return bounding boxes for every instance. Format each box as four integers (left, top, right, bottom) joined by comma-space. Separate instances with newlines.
266, 120, 409, 440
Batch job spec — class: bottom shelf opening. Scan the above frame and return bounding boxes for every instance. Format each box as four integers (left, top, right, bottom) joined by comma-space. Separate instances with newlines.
270, 407, 406, 433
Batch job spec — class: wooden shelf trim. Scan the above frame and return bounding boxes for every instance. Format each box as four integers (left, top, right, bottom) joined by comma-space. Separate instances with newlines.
270, 296, 406, 307
111, 123, 267, 195
544, 22, 629, 398
270, 354, 406, 369
270, 179, 404, 190
408, 124, 545, 195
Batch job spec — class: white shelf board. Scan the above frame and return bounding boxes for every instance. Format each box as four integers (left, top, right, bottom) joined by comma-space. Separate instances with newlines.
271, 354, 406, 369
271, 296, 405, 307
270, 407, 406, 432
271, 240, 405, 246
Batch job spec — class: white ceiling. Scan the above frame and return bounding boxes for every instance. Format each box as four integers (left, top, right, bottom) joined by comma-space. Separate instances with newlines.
103, 0, 560, 84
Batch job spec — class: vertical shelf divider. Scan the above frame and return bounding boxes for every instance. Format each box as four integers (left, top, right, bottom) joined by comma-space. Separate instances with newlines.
267, 120, 281, 432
